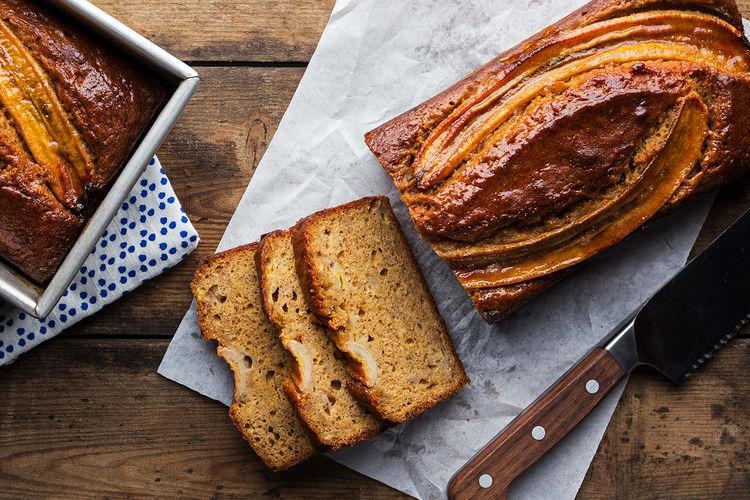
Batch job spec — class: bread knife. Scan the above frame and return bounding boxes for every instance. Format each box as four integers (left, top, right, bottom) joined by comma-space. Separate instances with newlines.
448, 206, 750, 500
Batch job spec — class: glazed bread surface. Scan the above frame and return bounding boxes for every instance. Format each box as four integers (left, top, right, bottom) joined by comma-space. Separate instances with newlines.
365, 0, 750, 323
191, 244, 316, 471
0, 0, 165, 282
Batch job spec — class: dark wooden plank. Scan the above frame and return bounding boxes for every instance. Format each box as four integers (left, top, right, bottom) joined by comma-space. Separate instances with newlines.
65, 66, 305, 337
91, 0, 335, 63
0, 338, 406, 499
689, 175, 750, 260
741, 0, 750, 19
2, 338, 747, 498
90, 0, 750, 64
578, 340, 750, 499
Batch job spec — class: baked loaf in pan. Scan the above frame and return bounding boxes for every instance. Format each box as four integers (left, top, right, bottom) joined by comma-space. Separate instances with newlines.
365, 0, 750, 323
0, 0, 165, 283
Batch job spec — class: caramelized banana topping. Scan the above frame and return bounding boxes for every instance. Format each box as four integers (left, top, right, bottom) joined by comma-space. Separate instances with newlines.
0, 18, 95, 209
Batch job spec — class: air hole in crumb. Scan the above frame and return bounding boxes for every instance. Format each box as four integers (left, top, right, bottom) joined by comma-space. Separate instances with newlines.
327, 395, 337, 406
331, 380, 342, 390
243, 356, 253, 369
405, 338, 414, 344
367, 335, 374, 342
213, 314, 222, 321
266, 370, 275, 379
218, 295, 227, 303
282, 303, 288, 313
419, 379, 428, 385
324, 228, 331, 235
272, 288, 279, 302
380, 268, 388, 276
358, 308, 366, 317
292, 291, 298, 300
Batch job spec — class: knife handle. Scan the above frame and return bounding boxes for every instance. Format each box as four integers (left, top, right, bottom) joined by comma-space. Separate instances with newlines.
447, 347, 626, 500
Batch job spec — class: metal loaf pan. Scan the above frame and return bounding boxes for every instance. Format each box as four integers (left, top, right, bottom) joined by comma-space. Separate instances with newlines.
0, 0, 199, 318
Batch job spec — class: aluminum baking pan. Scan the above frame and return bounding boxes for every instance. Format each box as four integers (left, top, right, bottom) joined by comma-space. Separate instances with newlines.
0, 0, 199, 318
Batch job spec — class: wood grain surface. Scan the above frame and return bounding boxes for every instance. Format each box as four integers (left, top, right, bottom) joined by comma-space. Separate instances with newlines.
1, 0, 749, 498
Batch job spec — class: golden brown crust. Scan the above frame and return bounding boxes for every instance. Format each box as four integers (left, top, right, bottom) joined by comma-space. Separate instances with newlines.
0, 0, 166, 283
281, 379, 382, 449
255, 230, 286, 324
365, 0, 750, 323
0, 180, 82, 282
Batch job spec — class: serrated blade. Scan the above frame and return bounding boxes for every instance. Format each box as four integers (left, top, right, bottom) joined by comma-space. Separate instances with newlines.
632, 206, 750, 384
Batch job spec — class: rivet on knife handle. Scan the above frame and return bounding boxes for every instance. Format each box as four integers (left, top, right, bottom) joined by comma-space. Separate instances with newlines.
447, 347, 626, 500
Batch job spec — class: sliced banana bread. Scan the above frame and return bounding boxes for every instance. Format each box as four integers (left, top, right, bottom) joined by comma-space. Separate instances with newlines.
257, 230, 384, 447
191, 243, 316, 470
292, 196, 469, 423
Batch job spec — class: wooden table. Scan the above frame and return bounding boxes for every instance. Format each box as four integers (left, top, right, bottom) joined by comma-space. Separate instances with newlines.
1, 1, 749, 498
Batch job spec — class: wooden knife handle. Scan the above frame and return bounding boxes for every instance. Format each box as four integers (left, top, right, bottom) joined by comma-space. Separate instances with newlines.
447, 347, 626, 500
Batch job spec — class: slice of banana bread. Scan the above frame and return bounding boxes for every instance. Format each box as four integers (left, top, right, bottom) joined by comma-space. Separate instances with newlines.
191, 243, 316, 470
257, 230, 384, 447
292, 196, 469, 423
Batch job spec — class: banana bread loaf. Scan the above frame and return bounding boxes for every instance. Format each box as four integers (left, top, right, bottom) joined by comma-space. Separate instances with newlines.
365, 0, 750, 323
0, 0, 165, 282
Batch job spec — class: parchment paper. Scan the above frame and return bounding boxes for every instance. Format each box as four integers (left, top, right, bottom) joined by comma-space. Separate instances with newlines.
158, 1, 723, 497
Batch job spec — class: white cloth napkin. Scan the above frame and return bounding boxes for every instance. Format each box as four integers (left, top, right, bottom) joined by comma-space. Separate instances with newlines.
0, 157, 199, 366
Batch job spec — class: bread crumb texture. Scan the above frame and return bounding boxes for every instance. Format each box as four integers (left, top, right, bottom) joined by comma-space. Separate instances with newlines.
296, 197, 469, 423
191, 244, 315, 470
257, 230, 384, 447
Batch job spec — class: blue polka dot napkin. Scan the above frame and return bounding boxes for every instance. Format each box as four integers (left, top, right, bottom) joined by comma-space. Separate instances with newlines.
0, 157, 199, 366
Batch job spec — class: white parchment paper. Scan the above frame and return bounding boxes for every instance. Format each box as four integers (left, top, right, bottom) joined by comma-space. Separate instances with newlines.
159, 1, 725, 497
